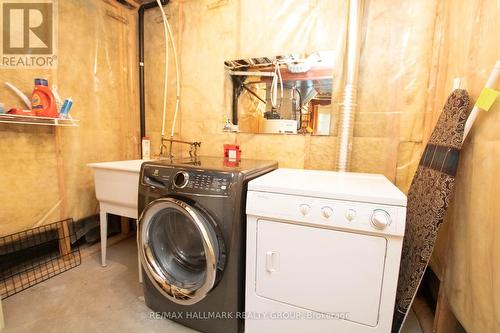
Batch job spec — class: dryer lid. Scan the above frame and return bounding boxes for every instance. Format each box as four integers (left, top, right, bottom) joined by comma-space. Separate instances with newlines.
248, 168, 407, 206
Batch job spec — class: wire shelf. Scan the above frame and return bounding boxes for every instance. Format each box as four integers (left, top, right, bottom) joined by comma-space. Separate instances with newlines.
0, 113, 79, 127
0, 219, 81, 299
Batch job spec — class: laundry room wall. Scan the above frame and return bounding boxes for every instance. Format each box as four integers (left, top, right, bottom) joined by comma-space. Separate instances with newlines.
428, 1, 500, 331
145, 1, 500, 329
143, 0, 438, 192
0, 0, 139, 235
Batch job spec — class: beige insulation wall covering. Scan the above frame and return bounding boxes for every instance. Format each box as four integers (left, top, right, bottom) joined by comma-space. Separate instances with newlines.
144, 1, 500, 329
145, 0, 346, 164
144, 0, 439, 191
429, 1, 500, 331
0, 0, 495, 329
0, 0, 139, 235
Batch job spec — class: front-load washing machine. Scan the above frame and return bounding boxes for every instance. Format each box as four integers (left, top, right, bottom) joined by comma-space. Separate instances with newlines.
138, 157, 277, 333
245, 168, 407, 333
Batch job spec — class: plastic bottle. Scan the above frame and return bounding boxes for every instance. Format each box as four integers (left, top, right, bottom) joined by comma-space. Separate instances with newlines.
51, 85, 63, 112
142, 137, 151, 160
31, 78, 58, 118
59, 99, 73, 119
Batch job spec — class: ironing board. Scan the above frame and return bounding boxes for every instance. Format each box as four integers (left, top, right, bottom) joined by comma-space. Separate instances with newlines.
392, 89, 471, 332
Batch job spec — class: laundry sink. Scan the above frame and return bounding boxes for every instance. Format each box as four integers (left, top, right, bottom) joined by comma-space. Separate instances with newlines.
88, 159, 145, 217
88, 159, 147, 269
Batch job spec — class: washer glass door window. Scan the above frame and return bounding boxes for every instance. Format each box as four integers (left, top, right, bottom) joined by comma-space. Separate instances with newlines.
140, 198, 224, 305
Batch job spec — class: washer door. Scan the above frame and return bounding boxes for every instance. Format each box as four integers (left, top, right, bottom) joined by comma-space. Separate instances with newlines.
139, 197, 224, 305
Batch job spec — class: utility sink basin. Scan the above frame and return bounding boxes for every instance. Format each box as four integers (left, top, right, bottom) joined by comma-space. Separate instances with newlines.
88, 159, 145, 218
88, 159, 148, 270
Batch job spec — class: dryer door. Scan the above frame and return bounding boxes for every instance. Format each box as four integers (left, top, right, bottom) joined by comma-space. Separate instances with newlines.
139, 197, 225, 305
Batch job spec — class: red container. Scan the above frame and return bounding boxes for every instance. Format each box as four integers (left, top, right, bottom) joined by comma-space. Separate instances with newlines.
8, 108, 34, 116
224, 144, 241, 160
32, 81, 58, 118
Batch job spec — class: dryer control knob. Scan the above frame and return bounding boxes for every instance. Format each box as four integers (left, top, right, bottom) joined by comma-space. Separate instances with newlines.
370, 209, 391, 230
321, 207, 333, 219
299, 204, 310, 216
345, 209, 356, 222
173, 171, 189, 189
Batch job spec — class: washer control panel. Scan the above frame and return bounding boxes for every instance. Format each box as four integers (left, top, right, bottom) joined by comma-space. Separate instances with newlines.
142, 166, 233, 196
184, 172, 232, 195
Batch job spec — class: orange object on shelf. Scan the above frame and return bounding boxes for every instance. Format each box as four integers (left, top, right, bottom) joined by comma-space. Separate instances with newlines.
7, 108, 34, 116
31, 79, 58, 118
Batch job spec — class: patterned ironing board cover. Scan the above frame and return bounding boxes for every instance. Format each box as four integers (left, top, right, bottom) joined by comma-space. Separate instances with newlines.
392, 89, 471, 332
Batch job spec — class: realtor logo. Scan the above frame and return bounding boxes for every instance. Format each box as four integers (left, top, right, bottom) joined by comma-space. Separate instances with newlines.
1, 0, 58, 68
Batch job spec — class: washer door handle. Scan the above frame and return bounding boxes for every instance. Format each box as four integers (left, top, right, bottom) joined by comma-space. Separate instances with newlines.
266, 251, 279, 273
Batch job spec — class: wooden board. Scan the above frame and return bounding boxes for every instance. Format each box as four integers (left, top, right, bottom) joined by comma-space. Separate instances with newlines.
120, 217, 130, 235
57, 219, 72, 257
0, 298, 4, 329
80, 233, 133, 261
433, 284, 466, 333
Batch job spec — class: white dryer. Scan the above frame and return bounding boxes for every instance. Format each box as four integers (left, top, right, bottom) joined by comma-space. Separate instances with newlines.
245, 168, 407, 333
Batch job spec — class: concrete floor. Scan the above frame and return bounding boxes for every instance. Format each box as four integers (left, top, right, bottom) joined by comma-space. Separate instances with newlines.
2, 238, 422, 333
2, 238, 194, 333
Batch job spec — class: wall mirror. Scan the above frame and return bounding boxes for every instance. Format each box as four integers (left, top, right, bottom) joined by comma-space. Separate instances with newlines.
224, 50, 334, 135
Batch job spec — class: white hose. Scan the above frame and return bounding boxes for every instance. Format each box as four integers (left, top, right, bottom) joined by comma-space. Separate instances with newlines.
5, 82, 31, 109
270, 61, 283, 110
156, 1, 181, 141
167, 18, 180, 139
156, 0, 169, 139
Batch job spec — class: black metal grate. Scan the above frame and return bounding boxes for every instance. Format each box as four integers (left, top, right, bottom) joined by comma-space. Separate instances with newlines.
0, 219, 81, 299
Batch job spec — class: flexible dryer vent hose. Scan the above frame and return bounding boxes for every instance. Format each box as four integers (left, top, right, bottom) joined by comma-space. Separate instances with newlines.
337, 0, 364, 172
337, 84, 358, 171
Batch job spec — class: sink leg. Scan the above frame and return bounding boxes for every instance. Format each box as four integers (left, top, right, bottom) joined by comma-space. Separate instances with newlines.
100, 210, 107, 267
